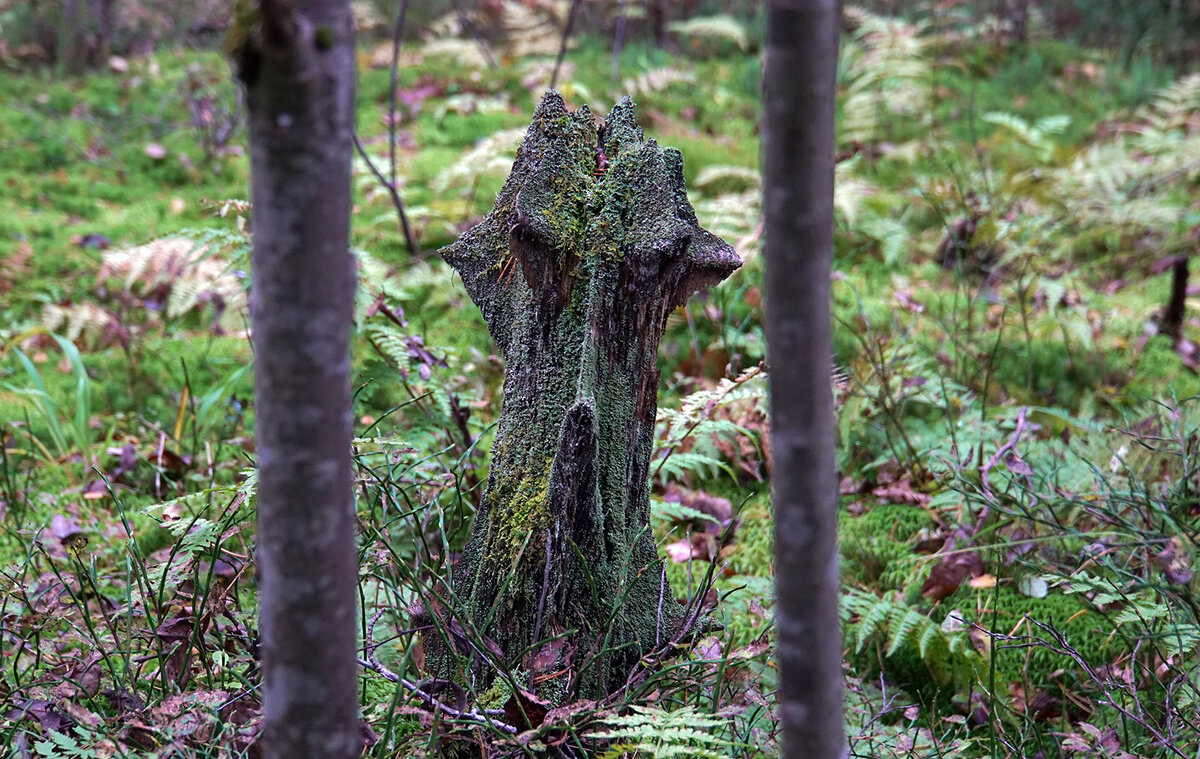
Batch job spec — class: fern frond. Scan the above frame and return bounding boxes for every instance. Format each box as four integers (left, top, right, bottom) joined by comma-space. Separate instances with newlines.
432, 128, 525, 194
853, 594, 893, 653
621, 67, 695, 99
590, 705, 732, 759
983, 111, 1069, 161
500, 0, 570, 58
887, 605, 925, 656
1139, 72, 1200, 132
839, 6, 930, 147
692, 164, 759, 195
40, 301, 122, 348
667, 14, 750, 51
100, 237, 246, 323
421, 38, 490, 68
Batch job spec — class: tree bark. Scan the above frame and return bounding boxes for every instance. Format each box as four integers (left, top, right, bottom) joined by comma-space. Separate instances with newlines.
423, 92, 740, 704
1161, 255, 1189, 343
234, 2, 360, 757
762, 1, 847, 758
56, 0, 87, 75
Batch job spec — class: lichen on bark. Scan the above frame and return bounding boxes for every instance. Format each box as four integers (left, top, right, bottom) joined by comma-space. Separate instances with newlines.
424, 91, 740, 703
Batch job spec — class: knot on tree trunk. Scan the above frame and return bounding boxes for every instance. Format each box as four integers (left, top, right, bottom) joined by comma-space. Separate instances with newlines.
425, 91, 740, 704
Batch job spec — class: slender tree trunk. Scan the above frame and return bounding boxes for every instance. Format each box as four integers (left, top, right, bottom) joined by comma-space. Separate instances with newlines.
1161, 255, 1189, 343
93, 0, 114, 62
762, 1, 847, 757
57, 0, 87, 75
233, 2, 360, 757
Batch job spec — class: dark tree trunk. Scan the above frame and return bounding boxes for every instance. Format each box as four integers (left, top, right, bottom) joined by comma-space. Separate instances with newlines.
762, 0, 847, 757
93, 0, 114, 62
1161, 255, 1189, 343
423, 92, 740, 704
57, 0, 87, 75
234, 2, 360, 757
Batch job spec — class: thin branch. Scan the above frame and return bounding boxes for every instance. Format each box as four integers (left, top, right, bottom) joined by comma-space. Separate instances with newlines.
549, 0, 583, 91
1010, 617, 1190, 759
351, 0, 422, 258
353, 132, 423, 258
446, 0, 498, 67
356, 656, 517, 733
979, 405, 1029, 506
387, 0, 408, 192
611, 0, 628, 83
357, 607, 514, 733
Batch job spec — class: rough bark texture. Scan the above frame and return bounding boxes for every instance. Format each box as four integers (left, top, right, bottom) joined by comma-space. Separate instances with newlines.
762, 1, 848, 757
426, 92, 740, 703
236, 2, 360, 757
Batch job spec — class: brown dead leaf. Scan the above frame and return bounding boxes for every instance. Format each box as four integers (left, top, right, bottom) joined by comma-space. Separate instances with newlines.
540, 699, 597, 729
4, 699, 74, 734
870, 481, 931, 506
921, 551, 984, 601
695, 635, 722, 660
525, 635, 573, 682
51, 651, 103, 700
661, 484, 732, 524
503, 687, 551, 731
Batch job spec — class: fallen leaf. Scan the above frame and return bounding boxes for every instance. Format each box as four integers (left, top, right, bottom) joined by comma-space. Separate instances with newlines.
921, 551, 984, 601
969, 573, 997, 589
503, 687, 550, 731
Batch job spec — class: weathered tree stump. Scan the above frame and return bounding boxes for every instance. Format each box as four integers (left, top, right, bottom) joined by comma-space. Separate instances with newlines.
425, 92, 740, 703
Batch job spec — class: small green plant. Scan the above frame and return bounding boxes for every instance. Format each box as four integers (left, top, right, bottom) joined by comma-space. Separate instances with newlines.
589, 705, 736, 758
2, 332, 93, 460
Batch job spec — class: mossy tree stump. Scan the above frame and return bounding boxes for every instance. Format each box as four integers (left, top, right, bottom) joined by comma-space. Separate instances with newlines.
426, 92, 740, 703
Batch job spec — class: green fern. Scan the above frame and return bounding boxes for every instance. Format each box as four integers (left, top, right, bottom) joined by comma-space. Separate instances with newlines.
843, 588, 976, 677
983, 111, 1070, 162
839, 6, 930, 147
692, 189, 760, 258
1138, 71, 1200, 132
589, 705, 733, 759
653, 366, 766, 483
692, 164, 758, 195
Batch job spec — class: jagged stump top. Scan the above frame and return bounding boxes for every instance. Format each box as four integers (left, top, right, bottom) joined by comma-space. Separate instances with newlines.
442, 91, 740, 343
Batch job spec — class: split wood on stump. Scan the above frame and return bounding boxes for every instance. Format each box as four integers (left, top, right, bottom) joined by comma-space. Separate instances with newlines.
420, 92, 740, 705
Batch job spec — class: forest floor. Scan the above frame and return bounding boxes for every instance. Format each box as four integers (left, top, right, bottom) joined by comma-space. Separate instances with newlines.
2, 8, 1200, 758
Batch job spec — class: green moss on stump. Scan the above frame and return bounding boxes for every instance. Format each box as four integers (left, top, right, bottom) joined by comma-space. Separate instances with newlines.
424, 92, 740, 703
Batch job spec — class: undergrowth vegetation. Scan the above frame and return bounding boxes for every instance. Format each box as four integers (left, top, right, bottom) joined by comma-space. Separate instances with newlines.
1, 2, 1199, 757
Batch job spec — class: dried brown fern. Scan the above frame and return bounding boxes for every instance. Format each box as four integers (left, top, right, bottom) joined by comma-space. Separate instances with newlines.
97, 237, 247, 331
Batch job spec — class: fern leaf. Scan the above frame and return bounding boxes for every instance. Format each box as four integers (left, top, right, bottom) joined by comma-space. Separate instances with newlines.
886, 606, 925, 656
667, 14, 749, 51
433, 128, 525, 194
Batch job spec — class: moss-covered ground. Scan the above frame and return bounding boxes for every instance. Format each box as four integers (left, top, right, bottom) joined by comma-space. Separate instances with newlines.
3, 9, 1200, 757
